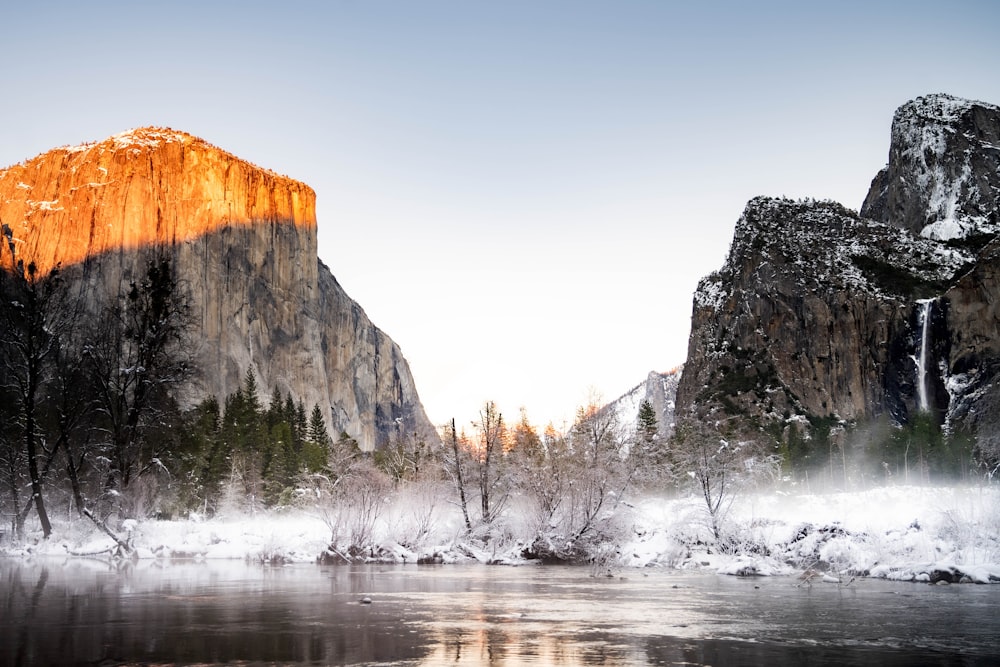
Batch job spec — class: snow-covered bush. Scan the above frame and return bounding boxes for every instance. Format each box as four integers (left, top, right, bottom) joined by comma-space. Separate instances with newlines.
301, 459, 392, 561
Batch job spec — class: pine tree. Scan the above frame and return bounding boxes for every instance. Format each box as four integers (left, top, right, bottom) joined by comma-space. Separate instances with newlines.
295, 400, 308, 447
632, 399, 669, 487
637, 400, 658, 445
262, 420, 296, 504
219, 370, 266, 504
283, 395, 299, 444
266, 386, 284, 429
307, 405, 331, 451
242, 368, 261, 417
177, 395, 226, 513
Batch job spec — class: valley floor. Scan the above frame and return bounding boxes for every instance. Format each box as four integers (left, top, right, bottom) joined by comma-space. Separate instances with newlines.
3, 484, 999, 584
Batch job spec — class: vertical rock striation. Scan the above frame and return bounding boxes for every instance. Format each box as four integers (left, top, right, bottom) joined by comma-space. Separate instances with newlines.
0, 127, 436, 450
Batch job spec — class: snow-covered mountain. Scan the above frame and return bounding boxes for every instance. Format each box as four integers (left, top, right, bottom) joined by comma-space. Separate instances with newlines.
675, 94, 1000, 468
862, 93, 1000, 242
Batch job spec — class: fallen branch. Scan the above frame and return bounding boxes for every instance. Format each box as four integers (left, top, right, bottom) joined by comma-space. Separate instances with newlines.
63, 543, 116, 557
83, 508, 134, 558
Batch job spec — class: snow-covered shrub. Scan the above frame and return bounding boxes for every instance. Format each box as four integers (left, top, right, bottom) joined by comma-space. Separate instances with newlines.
249, 534, 292, 565
384, 477, 450, 550
302, 459, 392, 560
715, 517, 777, 557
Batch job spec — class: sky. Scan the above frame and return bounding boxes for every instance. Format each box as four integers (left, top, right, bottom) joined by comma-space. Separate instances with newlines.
3, 1, 1000, 430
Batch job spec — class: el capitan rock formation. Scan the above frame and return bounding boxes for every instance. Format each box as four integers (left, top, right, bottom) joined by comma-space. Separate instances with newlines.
0, 127, 435, 450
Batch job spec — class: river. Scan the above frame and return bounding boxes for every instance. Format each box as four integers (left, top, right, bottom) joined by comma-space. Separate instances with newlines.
1, 558, 998, 666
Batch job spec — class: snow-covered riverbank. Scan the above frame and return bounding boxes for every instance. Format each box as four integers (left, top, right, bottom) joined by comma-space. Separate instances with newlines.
4, 484, 999, 583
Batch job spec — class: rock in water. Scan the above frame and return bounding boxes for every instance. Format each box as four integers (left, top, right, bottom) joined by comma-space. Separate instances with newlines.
0, 127, 436, 450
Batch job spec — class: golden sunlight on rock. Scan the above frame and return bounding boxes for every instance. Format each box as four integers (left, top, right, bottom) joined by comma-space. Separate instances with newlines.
0, 127, 434, 452
0, 127, 315, 277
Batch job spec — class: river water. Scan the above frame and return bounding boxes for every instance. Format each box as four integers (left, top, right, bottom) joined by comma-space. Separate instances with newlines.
1, 558, 998, 666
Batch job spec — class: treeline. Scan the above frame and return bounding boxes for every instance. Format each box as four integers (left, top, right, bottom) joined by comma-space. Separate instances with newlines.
779, 412, 978, 486
175, 369, 335, 513
6, 248, 980, 560
0, 250, 354, 542
0, 245, 688, 560
290, 397, 678, 563
437, 399, 674, 560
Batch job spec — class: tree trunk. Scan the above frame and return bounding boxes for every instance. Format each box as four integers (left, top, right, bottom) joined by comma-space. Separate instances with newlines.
63, 437, 86, 516
5, 462, 24, 540
24, 378, 52, 538
451, 419, 472, 532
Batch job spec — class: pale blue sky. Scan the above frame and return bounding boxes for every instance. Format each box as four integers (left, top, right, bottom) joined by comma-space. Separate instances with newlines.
3, 1, 1000, 428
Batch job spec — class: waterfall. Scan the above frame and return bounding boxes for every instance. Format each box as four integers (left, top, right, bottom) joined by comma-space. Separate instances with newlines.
915, 299, 934, 412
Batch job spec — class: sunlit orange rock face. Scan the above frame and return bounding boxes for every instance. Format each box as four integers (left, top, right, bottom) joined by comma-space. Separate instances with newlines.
0, 127, 316, 277
0, 128, 434, 451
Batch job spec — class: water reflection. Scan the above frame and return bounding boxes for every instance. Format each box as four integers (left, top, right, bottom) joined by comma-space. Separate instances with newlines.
1, 559, 998, 666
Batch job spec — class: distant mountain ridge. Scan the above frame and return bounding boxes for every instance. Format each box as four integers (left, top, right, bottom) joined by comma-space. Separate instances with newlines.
0, 127, 436, 450
604, 368, 681, 441
674, 93, 1000, 467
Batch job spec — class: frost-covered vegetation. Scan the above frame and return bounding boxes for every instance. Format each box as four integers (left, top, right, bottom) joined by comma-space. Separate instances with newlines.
2, 251, 998, 584
5, 479, 999, 585
5, 340, 1000, 586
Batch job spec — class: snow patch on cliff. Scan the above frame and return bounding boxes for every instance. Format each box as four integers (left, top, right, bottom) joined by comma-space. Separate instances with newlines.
111, 127, 192, 150
693, 273, 726, 310
893, 94, 1000, 241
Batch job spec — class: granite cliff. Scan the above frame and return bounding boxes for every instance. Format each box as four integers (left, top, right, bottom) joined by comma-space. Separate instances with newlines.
676, 94, 1000, 469
861, 94, 1000, 240
0, 127, 435, 450
606, 368, 681, 442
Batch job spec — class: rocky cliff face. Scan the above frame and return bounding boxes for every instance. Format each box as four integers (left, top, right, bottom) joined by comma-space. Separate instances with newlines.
861, 94, 1000, 241
606, 369, 681, 442
0, 127, 435, 450
675, 198, 967, 431
676, 94, 1000, 459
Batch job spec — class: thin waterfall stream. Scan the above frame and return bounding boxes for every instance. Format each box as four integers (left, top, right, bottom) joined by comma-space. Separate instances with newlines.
915, 298, 934, 412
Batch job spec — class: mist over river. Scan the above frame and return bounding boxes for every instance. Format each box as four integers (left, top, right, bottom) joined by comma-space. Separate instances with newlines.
2, 559, 998, 666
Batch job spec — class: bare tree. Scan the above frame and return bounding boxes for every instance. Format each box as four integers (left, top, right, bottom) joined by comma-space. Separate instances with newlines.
518, 399, 636, 561
84, 255, 192, 518
442, 419, 473, 532
671, 420, 779, 549
0, 261, 67, 538
46, 315, 99, 517
390, 476, 446, 550
344, 461, 391, 553
472, 401, 509, 526
514, 425, 571, 544
306, 457, 391, 560
565, 399, 632, 543
375, 424, 429, 485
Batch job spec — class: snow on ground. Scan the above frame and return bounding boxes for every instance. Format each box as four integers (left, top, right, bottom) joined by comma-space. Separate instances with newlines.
3, 484, 998, 584
625, 484, 1000, 582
